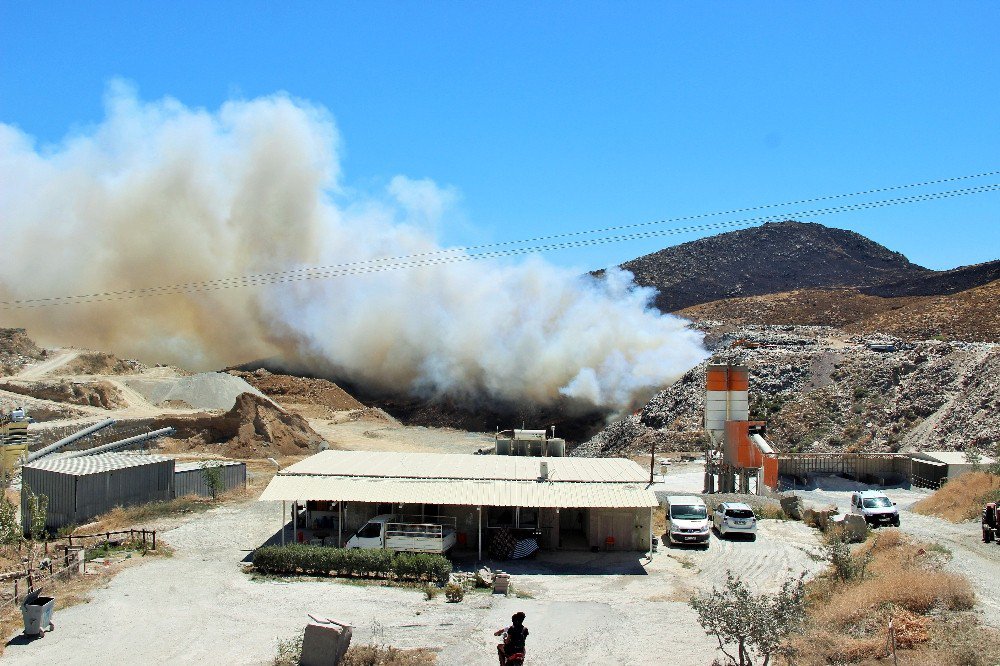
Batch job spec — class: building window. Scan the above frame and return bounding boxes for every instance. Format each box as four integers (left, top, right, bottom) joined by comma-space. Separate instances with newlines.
488, 507, 515, 528
517, 507, 538, 528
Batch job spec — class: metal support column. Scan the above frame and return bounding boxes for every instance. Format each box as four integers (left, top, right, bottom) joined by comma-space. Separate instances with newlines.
648, 507, 654, 557
293, 501, 298, 542
281, 500, 286, 546
339, 501, 344, 547
477, 506, 482, 562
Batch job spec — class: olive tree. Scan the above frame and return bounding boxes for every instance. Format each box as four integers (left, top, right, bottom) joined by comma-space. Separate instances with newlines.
689, 571, 806, 666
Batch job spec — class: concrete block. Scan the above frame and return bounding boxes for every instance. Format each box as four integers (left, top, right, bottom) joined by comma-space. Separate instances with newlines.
780, 495, 803, 520
493, 572, 511, 595
841, 514, 869, 543
301, 615, 353, 666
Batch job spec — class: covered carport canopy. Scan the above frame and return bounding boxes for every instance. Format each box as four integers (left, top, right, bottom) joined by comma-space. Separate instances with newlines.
259, 450, 659, 558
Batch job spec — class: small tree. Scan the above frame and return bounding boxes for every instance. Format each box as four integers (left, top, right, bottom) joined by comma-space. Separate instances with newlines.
23, 483, 49, 541
201, 463, 224, 500
690, 571, 806, 666
0, 491, 22, 546
966, 448, 983, 471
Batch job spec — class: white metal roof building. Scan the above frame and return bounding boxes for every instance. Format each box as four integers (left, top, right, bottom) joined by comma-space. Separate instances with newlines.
260, 450, 658, 556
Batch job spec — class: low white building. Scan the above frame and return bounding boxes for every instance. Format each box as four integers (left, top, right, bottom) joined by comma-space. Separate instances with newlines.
910, 450, 996, 485
260, 450, 658, 558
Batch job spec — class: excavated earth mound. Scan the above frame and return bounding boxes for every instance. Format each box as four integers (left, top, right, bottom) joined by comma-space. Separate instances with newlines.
155, 392, 326, 458
229, 369, 365, 416
0, 379, 127, 409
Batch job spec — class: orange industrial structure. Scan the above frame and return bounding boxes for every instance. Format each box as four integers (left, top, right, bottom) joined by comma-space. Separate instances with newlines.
704, 364, 779, 494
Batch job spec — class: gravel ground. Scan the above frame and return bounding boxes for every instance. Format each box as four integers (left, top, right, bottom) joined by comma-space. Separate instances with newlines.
2, 482, 824, 665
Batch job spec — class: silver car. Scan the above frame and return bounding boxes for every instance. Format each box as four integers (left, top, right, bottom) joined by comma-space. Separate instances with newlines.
712, 502, 757, 540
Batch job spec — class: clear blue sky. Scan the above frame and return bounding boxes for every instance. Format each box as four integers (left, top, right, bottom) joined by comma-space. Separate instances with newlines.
2, 2, 998, 271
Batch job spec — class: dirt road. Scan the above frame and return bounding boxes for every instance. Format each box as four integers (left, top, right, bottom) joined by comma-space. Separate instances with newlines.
14, 349, 81, 380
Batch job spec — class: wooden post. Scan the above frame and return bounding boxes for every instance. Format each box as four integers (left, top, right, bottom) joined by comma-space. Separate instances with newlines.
152, 531, 156, 550
68, 535, 73, 548
649, 438, 656, 485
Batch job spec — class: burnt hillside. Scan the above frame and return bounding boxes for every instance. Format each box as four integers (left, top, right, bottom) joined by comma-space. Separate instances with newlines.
609, 221, 929, 312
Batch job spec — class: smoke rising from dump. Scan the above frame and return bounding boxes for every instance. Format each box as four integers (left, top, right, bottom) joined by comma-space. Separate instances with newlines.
0, 84, 706, 409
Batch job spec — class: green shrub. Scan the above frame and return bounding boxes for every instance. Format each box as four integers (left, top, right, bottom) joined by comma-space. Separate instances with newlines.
252, 545, 452, 584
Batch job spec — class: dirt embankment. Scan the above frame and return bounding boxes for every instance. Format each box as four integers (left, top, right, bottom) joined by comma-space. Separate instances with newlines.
0, 379, 127, 409
154, 392, 325, 458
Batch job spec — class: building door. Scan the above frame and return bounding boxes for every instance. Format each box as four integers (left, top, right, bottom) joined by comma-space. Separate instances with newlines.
595, 511, 634, 550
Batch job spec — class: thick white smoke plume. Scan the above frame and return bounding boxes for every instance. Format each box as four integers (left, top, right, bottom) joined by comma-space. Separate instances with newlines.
0, 85, 706, 409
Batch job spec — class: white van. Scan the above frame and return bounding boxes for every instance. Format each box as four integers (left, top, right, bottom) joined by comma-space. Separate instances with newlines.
850, 491, 900, 528
345, 514, 457, 554
665, 496, 710, 548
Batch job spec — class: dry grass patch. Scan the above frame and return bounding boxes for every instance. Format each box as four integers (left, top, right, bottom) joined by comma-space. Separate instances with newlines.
342, 645, 437, 665
782, 530, 979, 665
912, 471, 1000, 522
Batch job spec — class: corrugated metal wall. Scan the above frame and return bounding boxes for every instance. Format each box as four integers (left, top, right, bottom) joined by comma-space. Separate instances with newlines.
21, 467, 76, 534
23, 460, 174, 532
173, 463, 246, 498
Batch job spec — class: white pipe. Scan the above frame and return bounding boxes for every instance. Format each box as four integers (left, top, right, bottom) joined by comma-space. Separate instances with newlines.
26, 418, 116, 462
63, 427, 175, 458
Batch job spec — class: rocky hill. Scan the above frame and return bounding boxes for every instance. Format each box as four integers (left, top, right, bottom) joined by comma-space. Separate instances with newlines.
609, 221, 930, 312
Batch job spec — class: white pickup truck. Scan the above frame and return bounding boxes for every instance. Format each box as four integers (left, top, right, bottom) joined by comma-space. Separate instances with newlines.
345, 514, 457, 554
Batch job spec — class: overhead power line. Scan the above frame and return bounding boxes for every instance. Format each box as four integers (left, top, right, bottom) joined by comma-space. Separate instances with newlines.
2, 175, 999, 311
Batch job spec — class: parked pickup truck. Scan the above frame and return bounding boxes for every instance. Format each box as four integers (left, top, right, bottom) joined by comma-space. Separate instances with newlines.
345, 514, 457, 554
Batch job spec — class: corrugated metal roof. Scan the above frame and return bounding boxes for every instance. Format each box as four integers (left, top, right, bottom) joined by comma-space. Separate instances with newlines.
259, 475, 658, 508
280, 450, 648, 483
174, 460, 245, 473
24, 453, 172, 476
912, 451, 997, 466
